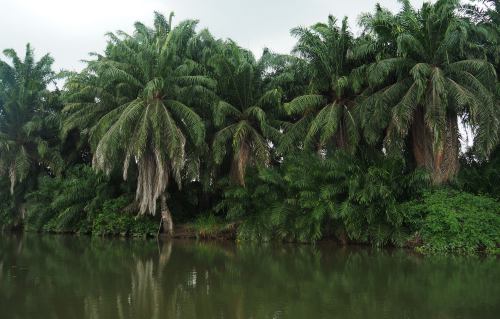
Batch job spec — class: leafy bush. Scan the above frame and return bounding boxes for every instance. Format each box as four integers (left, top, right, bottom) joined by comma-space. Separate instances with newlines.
190, 214, 237, 239
402, 189, 500, 254
215, 172, 280, 242
24, 165, 113, 233
23, 165, 158, 237
92, 196, 158, 237
458, 148, 500, 199
192, 214, 223, 237
216, 152, 428, 245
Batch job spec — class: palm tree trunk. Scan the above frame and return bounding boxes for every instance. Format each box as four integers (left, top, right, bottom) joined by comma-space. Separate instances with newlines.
411, 107, 459, 184
433, 113, 460, 184
334, 120, 348, 150
160, 194, 173, 236
411, 106, 434, 171
230, 142, 250, 186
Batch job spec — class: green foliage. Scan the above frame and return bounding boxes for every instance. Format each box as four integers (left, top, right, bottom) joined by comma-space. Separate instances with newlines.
23, 165, 157, 237
190, 214, 235, 239
24, 165, 113, 233
63, 12, 214, 216
216, 152, 428, 245
211, 42, 281, 185
281, 16, 359, 154
358, 0, 498, 184
458, 148, 500, 198
92, 197, 157, 237
402, 189, 500, 254
0, 44, 63, 226
1, 2, 499, 252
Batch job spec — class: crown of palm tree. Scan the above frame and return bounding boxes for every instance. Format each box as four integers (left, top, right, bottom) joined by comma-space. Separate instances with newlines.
281, 16, 360, 153
211, 42, 281, 186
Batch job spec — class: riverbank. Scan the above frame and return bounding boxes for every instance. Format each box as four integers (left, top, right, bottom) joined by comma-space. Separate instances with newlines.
6, 204, 499, 256
2, 155, 499, 256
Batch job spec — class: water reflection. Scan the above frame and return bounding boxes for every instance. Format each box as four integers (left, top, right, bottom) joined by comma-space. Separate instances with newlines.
0, 234, 499, 319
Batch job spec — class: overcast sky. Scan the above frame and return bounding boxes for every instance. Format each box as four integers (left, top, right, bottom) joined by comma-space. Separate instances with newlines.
0, 0, 426, 72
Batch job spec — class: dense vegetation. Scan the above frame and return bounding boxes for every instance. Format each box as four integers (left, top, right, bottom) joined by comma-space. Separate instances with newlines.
0, 0, 499, 254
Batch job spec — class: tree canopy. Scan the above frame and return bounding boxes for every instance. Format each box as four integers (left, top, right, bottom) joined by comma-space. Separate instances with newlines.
0, 0, 499, 250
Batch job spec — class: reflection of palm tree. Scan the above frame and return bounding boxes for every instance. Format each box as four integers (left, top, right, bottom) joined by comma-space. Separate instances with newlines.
16, 234, 24, 255
127, 241, 173, 319
83, 296, 100, 319
159, 241, 172, 270
116, 294, 125, 319
2, 235, 499, 318
131, 258, 157, 316
235, 290, 245, 319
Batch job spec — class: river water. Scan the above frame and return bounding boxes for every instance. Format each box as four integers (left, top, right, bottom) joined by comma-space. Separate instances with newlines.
0, 233, 499, 318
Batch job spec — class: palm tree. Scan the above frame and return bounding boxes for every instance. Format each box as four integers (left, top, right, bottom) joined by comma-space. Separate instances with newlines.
63, 12, 215, 234
0, 44, 61, 195
281, 16, 359, 154
258, 49, 310, 104
358, 0, 498, 184
462, 0, 500, 69
211, 42, 280, 186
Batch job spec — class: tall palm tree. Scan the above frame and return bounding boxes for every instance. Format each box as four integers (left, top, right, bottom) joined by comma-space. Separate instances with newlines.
281, 16, 359, 154
63, 12, 215, 233
462, 0, 500, 117
258, 49, 310, 104
462, 0, 500, 69
182, 29, 221, 196
0, 44, 61, 195
211, 42, 280, 186
358, 0, 498, 184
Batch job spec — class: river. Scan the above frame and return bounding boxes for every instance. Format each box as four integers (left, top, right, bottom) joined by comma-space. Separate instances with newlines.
0, 233, 499, 318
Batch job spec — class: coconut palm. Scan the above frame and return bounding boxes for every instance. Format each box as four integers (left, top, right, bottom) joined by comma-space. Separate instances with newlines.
63, 12, 215, 233
0, 44, 61, 195
211, 42, 281, 186
358, 0, 498, 184
280, 16, 359, 154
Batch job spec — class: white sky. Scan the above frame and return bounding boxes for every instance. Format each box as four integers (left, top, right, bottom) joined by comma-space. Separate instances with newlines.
0, 0, 426, 72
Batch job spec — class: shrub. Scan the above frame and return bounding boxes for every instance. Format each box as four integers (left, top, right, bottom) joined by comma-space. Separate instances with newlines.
458, 148, 500, 199
189, 214, 237, 239
216, 152, 428, 245
91, 196, 157, 237
24, 165, 114, 233
22, 165, 158, 237
192, 214, 223, 237
401, 189, 500, 254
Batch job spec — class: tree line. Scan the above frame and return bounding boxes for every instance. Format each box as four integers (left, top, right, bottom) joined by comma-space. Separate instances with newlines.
0, 0, 499, 253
